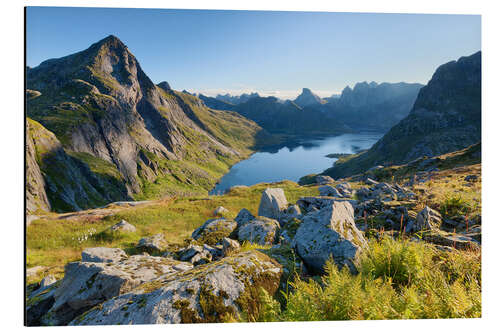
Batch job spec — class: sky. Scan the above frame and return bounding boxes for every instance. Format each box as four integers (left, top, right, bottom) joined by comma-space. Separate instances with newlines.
26, 7, 481, 99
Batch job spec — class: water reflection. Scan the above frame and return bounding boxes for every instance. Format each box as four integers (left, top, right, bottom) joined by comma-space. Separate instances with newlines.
210, 132, 382, 195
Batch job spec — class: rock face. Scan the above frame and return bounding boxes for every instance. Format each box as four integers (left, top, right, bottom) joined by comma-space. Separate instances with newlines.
258, 188, 288, 220
26, 35, 266, 212
293, 88, 324, 107
136, 234, 167, 253
214, 206, 229, 216
108, 220, 136, 233
235, 208, 255, 227
294, 201, 367, 274
238, 217, 280, 245
413, 206, 442, 232
40, 252, 191, 325
191, 218, 237, 246
81, 247, 127, 263
325, 51, 481, 178
70, 250, 282, 325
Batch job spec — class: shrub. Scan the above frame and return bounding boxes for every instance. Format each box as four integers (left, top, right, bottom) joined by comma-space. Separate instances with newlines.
255, 237, 481, 321
441, 194, 473, 217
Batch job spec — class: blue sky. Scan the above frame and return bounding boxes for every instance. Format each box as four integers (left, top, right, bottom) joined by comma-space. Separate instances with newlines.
26, 7, 481, 99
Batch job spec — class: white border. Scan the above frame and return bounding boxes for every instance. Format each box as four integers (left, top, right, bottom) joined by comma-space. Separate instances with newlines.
1, 0, 499, 332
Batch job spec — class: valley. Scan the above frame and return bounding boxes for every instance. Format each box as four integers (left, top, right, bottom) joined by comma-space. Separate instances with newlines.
25, 35, 482, 325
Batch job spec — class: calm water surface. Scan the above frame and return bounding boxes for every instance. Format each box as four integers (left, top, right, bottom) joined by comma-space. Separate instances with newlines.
210, 133, 382, 194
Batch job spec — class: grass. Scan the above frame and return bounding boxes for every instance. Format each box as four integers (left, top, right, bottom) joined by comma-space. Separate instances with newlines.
256, 236, 481, 321
26, 180, 319, 284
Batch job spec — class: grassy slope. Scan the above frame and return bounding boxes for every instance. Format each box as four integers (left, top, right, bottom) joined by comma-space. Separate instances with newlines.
26, 180, 319, 283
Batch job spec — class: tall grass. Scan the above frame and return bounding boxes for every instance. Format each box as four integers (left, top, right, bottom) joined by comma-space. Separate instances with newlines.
256, 237, 481, 321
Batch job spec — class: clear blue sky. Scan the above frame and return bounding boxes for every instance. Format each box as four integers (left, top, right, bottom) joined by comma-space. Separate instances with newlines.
26, 7, 481, 99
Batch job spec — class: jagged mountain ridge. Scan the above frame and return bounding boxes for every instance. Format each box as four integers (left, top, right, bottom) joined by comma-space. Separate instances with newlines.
26, 35, 268, 212
324, 51, 481, 178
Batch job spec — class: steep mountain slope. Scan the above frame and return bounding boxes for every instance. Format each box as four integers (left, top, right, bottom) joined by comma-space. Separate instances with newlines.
197, 94, 235, 111
324, 51, 481, 178
26, 35, 268, 212
293, 88, 325, 107
326, 81, 423, 131
232, 96, 349, 135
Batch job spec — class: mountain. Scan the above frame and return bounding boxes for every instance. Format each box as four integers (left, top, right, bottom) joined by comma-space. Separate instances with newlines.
232, 96, 349, 135
215, 92, 260, 104
26, 35, 269, 212
293, 88, 325, 107
324, 51, 481, 178
325, 81, 424, 131
197, 94, 235, 111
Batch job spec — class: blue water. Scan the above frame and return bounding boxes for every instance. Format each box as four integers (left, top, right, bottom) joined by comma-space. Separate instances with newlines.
210, 132, 382, 194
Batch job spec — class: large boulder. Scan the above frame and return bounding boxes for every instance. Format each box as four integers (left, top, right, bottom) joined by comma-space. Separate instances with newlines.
318, 185, 343, 198
234, 208, 255, 228
136, 234, 168, 253
258, 188, 288, 220
413, 206, 442, 231
238, 217, 280, 245
278, 204, 302, 226
294, 201, 367, 274
70, 250, 282, 325
81, 247, 127, 263
41, 253, 192, 325
191, 218, 237, 246
213, 206, 229, 216
177, 244, 220, 266
315, 175, 335, 185
297, 196, 357, 214
108, 220, 136, 233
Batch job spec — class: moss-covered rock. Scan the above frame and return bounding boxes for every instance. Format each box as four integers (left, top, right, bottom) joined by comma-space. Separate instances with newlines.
70, 250, 282, 325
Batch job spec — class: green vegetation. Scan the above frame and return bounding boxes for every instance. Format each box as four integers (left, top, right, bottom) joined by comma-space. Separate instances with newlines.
26, 181, 319, 284
256, 236, 481, 321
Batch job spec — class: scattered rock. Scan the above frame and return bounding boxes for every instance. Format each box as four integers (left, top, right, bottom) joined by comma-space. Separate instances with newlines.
222, 237, 240, 256
465, 174, 479, 182
177, 244, 214, 265
294, 201, 367, 274
71, 250, 282, 325
213, 206, 229, 216
191, 218, 237, 246
422, 230, 480, 251
318, 185, 343, 197
136, 234, 167, 253
40, 275, 57, 289
413, 206, 442, 232
234, 208, 255, 227
238, 217, 280, 245
108, 220, 136, 233
258, 188, 288, 220
27, 266, 44, 278
81, 247, 128, 263
365, 178, 379, 186
42, 253, 191, 325
315, 175, 335, 185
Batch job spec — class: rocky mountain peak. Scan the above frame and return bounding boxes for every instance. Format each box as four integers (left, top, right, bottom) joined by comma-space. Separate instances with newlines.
157, 81, 172, 91
294, 88, 324, 107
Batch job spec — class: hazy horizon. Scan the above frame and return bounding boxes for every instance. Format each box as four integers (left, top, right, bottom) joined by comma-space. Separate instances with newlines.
26, 7, 480, 99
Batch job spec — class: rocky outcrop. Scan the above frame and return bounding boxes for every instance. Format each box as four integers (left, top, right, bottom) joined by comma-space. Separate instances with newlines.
238, 217, 280, 245
293, 88, 324, 107
294, 201, 367, 274
191, 218, 237, 246
258, 188, 288, 220
70, 250, 282, 325
81, 247, 127, 263
412, 206, 442, 232
136, 234, 168, 253
35, 250, 191, 325
108, 220, 136, 233
325, 51, 481, 178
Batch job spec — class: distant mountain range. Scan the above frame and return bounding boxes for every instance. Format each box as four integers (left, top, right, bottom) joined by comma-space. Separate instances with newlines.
324, 51, 481, 178
200, 81, 423, 133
